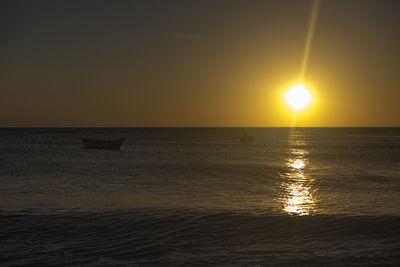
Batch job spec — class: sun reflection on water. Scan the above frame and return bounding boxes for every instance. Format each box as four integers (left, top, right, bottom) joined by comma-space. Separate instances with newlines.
281, 133, 316, 216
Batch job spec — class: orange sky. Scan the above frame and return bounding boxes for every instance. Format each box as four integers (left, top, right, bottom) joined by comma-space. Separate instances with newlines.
1, 0, 399, 127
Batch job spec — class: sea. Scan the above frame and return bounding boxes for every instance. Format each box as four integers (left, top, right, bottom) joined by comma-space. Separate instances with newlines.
0, 127, 399, 266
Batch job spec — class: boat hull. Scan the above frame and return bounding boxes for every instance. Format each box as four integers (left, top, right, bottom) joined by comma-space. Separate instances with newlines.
240, 135, 254, 144
81, 138, 124, 150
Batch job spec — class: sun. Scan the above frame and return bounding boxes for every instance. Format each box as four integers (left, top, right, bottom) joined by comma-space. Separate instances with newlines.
285, 85, 312, 110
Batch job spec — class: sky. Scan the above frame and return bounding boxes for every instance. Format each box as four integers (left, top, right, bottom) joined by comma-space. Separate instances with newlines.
1, 0, 399, 127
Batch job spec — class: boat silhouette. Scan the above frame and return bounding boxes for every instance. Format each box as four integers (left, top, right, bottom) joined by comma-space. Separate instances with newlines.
240, 133, 254, 144
81, 138, 124, 150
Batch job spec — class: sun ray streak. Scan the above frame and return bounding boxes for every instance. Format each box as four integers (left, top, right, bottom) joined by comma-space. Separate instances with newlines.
299, 0, 321, 83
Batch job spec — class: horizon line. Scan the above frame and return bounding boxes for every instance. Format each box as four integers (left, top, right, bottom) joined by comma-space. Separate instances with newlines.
1, 126, 399, 128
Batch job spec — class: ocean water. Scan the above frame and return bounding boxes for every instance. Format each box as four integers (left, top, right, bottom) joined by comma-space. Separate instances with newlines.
0, 127, 399, 266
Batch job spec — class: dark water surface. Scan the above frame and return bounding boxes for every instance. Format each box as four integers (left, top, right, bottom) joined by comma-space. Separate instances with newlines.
1, 128, 399, 266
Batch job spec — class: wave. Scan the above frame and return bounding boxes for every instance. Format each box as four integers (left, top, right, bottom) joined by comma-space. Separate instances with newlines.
1, 209, 400, 266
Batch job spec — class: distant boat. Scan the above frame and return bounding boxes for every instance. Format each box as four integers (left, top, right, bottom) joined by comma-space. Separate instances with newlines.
81, 138, 124, 150
240, 133, 254, 144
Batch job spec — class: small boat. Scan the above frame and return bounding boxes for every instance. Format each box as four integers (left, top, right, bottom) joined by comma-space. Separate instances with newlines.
81, 138, 124, 150
240, 133, 254, 144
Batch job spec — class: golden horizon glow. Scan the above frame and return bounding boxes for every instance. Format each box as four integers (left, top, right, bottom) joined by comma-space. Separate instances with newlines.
285, 85, 312, 110
2, 1, 400, 127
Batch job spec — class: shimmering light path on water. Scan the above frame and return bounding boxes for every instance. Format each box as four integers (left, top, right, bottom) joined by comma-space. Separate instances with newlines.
281, 132, 316, 215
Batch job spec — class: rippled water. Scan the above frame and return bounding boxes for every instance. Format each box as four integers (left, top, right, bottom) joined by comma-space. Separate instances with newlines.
1, 128, 399, 265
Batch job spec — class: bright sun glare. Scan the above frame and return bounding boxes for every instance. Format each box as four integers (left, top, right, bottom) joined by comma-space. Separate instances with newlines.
285, 85, 312, 110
